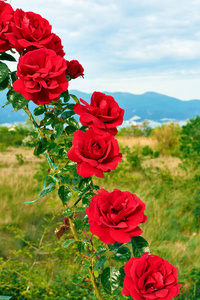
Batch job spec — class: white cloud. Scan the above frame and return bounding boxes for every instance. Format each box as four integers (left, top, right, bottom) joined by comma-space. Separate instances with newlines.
7, 0, 200, 99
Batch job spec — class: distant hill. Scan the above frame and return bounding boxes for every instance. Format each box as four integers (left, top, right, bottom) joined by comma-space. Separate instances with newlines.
0, 89, 200, 126
70, 90, 200, 123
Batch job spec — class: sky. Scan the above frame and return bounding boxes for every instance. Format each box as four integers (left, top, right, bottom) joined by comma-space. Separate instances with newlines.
9, 0, 200, 100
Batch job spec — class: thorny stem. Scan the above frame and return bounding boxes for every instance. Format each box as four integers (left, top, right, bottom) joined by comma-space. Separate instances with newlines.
88, 267, 103, 300
68, 217, 102, 300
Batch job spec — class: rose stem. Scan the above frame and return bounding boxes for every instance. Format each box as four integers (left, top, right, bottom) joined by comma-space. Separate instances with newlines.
68, 218, 102, 300
88, 267, 103, 300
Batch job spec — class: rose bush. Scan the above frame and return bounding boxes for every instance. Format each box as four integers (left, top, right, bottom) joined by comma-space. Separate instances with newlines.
6, 8, 55, 53
0, 0, 14, 52
66, 59, 84, 79
13, 48, 68, 105
0, 2, 182, 299
122, 252, 181, 300
67, 128, 122, 178
86, 188, 147, 244
73, 91, 124, 135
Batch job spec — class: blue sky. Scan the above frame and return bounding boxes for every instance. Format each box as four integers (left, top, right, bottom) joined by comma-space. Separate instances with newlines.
11, 0, 200, 100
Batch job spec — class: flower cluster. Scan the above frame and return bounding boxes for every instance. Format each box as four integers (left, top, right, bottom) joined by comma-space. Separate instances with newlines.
0, 1, 181, 299
0, 0, 84, 105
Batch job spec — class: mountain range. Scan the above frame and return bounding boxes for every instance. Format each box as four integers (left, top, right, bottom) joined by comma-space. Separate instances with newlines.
0, 89, 200, 126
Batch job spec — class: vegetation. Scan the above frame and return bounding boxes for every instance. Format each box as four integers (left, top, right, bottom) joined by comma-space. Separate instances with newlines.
0, 117, 200, 299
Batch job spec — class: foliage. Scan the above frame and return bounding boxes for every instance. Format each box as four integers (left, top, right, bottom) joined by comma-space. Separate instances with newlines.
152, 122, 182, 155
118, 120, 152, 137
0, 2, 197, 299
180, 116, 200, 167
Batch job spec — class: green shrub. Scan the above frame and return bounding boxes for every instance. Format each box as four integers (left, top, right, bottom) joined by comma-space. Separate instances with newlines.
152, 122, 181, 155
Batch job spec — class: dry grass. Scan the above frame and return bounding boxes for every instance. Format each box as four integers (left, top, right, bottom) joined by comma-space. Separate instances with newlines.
0, 147, 58, 226
143, 156, 182, 175
117, 136, 157, 149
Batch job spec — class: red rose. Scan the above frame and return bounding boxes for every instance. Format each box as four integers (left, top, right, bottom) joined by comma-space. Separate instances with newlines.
122, 253, 181, 300
73, 92, 124, 135
86, 189, 147, 244
45, 33, 65, 57
66, 60, 84, 79
67, 129, 122, 178
13, 48, 68, 105
6, 9, 53, 53
0, 1, 14, 52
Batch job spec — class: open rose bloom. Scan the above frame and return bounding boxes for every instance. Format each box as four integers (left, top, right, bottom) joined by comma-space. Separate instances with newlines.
74, 91, 124, 135
0, 1, 14, 52
122, 253, 181, 300
86, 189, 147, 244
13, 48, 68, 105
67, 129, 122, 178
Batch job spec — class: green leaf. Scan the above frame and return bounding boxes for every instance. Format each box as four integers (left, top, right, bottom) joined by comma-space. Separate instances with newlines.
60, 90, 70, 103
0, 62, 9, 83
58, 186, 72, 203
0, 52, 16, 62
78, 241, 87, 253
62, 239, 75, 248
65, 103, 75, 110
6, 89, 29, 111
10, 71, 18, 83
57, 175, 71, 184
0, 76, 9, 91
72, 276, 83, 284
61, 110, 75, 119
101, 267, 121, 294
82, 260, 91, 267
63, 208, 73, 217
96, 246, 107, 255
94, 255, 107, 270
131, 236, 150, 257
34, 106, 46, 116
41, 113, 55, 126
75, 207, 85, 213
0, 296, 12, 300
53, 123, 63, 139
39, 182, 56, 198
82, 192, 94, 207
66, 117, 79, 129
112, 247, 131, 262
65, 125, 77, 135
70, 94, 80, 103
74, 218, 84, 231
33, 141, 47, 156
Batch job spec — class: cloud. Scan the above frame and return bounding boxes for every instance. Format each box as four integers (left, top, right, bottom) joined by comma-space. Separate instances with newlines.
8, 0, 200, 99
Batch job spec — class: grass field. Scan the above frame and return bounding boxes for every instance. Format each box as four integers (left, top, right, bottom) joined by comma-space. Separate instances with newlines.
0, 136, 199, 299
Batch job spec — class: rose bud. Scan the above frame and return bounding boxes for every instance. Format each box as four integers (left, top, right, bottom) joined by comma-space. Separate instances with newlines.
66, 60, 84, 79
